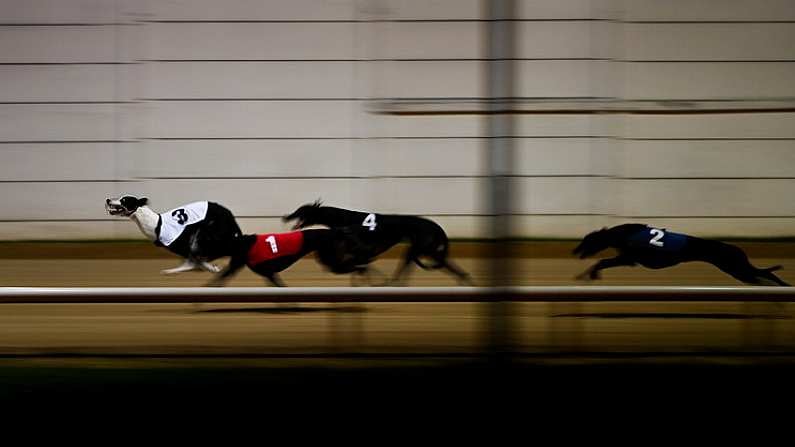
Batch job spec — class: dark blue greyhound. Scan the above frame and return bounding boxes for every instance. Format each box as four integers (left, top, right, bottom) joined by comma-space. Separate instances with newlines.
573, 223, 789, 286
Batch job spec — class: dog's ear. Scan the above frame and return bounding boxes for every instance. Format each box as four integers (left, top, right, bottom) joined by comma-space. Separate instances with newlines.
119, 195, 139, 211
138, 197, 149, 207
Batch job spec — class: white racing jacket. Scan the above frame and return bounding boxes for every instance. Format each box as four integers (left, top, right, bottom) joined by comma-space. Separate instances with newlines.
156, 201, 209, 247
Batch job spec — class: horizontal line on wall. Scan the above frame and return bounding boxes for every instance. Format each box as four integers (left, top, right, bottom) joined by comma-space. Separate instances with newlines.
1, 59, 791, 65
3, 19, 792, 26
628, 98, 795, 103
625, 20, 795, 24
132, 96, 784, 105
139, 97, 475, 102
623, 138, 795, 141
2, 177, 789, 184
621, 177, 795, 180
624, 216, 795, 219
377, 108, 795, 116
0, 62, 138, 66
0, 101, 134, 105
0, 180, 137, 183
134, 19, 795, 24
139, 19, 607, 23
138, 175, 609, 181
139, 96, 614, 102
141, 57, 610, 62
139, 97, 362, 102
0, 23, 138, 26
8, 137, 789, 144
624, 59, 795, 63
146, 137, 365, 141
139, 58, 795, 63
4, 99, 793, 109
0, 140, 136, 144
143, 136, 607, 141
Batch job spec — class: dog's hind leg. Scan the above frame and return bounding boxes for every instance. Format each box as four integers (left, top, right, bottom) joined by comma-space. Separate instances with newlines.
441, 259, 473, 286
351, 266, 388, 287
387, 256, 415, 286
266, 273, 286, 287
366, 266, 389, 286
265, 273, 297, 309
756, 267, 791, 287
703, 244, 784, 286
709, 255, 788, 286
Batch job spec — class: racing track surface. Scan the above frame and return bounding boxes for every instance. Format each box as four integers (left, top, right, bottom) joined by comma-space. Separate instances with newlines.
2, 256, 795, 356
4, 255, 795, 406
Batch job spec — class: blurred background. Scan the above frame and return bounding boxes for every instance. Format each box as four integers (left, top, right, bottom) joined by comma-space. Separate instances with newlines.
2, 0, 795, 401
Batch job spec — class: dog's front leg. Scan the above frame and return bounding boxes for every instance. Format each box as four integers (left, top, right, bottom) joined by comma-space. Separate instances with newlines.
204, 257, 245, 287
575, 256, 634, 281
161, 259, 200, 275
575, 264, 597, 281
198, 260, 221, 273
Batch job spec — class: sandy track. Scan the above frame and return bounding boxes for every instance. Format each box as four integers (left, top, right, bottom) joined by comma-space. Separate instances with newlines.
1, 257, 794, 357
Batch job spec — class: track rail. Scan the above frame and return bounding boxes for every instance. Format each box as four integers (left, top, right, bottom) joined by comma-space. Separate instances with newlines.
1, 286, 794, 303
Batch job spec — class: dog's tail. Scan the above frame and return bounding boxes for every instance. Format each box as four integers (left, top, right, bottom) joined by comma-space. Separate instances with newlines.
762, 265, 784, 273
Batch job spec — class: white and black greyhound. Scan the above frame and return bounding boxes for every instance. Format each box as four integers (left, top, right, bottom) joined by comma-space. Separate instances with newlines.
105, 195, 242, 275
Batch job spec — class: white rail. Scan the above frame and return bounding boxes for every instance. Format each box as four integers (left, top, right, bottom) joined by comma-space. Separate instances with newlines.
0, 286, 794, 303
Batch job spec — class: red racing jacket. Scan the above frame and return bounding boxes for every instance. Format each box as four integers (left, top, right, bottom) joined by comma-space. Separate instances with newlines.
246, 231, 305, 267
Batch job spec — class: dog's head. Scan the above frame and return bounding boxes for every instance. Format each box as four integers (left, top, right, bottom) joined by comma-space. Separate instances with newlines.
282, 199, 323, 230
105, 195, 149, 217
572, 227, 612, 259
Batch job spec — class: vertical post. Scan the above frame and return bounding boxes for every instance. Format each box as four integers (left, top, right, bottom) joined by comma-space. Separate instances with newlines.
484, 0, 516, 358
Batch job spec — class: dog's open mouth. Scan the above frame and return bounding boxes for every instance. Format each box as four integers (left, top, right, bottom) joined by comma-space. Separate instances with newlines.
105, 199, 129, 216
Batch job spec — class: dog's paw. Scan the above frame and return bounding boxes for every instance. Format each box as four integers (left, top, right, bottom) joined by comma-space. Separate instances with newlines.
205, 264, 222, 273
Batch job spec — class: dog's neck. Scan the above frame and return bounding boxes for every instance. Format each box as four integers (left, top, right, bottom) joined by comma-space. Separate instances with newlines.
129, 206, 159, 241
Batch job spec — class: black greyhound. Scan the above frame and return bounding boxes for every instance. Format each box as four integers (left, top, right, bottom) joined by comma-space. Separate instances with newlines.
573, 223, 790, 286
206, 227, 373, 287
283, 201, 472, 285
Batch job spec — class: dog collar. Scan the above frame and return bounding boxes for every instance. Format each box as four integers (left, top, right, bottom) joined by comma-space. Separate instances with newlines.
153, 215, 164, 246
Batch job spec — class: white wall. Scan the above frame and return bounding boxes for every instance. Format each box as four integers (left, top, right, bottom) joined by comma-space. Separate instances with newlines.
0, 0, 793, 240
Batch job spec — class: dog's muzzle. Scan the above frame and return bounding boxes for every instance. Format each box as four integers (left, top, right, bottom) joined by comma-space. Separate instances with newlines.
105, 199, 129, 216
